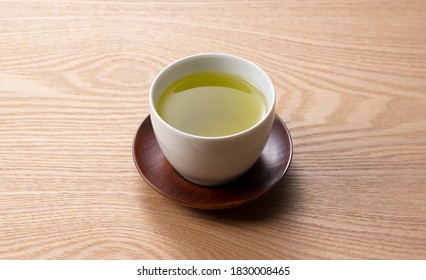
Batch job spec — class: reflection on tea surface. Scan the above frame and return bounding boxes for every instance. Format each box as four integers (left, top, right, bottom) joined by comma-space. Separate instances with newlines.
157, 71, 267, 137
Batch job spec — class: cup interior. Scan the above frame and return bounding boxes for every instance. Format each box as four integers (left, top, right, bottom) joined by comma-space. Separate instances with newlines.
150, 53, 275, 136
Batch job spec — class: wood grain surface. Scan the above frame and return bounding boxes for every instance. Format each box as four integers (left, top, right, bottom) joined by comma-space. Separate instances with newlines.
1, 0, 425, 259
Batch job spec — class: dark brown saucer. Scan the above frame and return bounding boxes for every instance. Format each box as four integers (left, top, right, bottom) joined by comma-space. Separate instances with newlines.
132, 114, 293, 209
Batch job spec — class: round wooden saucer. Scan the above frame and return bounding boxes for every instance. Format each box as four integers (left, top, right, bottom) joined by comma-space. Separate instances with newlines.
132, 114, 293, 209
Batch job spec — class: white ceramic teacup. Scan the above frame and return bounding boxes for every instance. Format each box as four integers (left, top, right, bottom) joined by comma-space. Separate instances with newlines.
149, 53, 275, 186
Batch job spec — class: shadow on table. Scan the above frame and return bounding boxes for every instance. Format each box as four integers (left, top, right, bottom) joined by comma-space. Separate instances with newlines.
188, 168, 301, 222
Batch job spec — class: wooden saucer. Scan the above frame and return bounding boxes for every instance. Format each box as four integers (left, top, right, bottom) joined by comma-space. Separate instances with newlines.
132, 114, 293, 209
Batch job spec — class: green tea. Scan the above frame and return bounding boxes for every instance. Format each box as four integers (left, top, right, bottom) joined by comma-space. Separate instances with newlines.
157, 71, 267, 137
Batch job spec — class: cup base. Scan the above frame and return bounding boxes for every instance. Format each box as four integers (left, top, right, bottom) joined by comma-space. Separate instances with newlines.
177, 171, 243, 187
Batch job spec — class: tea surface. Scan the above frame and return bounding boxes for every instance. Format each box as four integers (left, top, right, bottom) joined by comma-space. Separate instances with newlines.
157, 71, 267, 137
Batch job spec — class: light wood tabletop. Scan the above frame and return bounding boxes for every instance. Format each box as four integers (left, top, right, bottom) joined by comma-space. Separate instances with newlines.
1, 0, 425, 259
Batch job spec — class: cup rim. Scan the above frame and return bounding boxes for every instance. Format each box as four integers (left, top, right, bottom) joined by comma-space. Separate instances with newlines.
149, 53, 276, 140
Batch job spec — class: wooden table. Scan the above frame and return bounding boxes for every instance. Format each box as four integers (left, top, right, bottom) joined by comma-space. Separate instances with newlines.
1, 0, 425, 260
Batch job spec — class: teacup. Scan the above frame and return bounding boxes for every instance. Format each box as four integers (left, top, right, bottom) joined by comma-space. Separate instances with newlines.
149, 53, 275, 186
